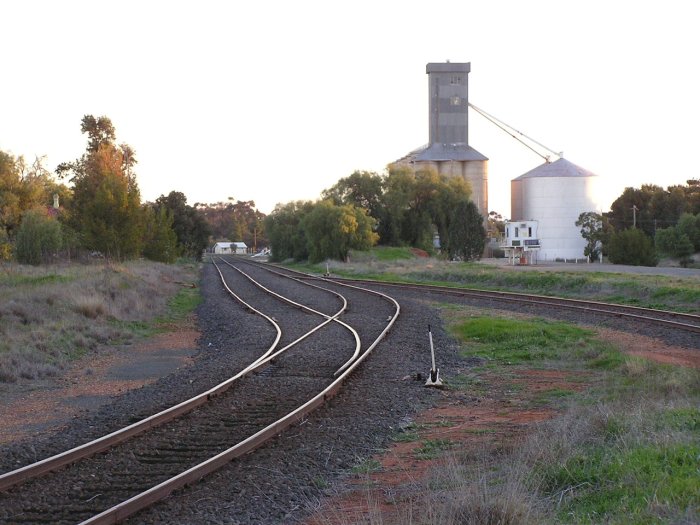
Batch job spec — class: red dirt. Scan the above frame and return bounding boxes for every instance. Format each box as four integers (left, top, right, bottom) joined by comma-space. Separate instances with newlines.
304, 328, 698, 524
0, 311, 696, 521
0, 326, 198, 445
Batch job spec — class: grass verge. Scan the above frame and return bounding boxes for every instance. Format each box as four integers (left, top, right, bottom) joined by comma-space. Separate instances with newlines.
0, 260, 201, 383
416, 314, 699, 524
318, 311, 699, 524
290, 251, 700, 313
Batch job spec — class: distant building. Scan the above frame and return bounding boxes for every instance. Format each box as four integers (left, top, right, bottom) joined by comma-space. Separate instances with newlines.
213, 241, 248, 254
393, 62, 488, 217
501, 220, 540, 265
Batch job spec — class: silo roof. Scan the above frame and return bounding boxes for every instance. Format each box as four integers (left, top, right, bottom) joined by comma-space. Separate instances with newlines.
513, 158, 598, 180
411, 143, 488, 162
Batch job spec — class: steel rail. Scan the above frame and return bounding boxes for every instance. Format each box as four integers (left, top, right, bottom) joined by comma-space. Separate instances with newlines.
219, 257, 362, 375
287, 272, 700, 334
79, 272, 401, 525
0, 259, 284, 492
0, 257, 348, 493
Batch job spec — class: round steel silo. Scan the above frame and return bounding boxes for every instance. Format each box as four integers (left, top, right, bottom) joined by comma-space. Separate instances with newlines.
510, 158, 600, 261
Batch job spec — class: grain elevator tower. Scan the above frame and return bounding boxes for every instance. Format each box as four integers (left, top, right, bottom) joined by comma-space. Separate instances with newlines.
394, 62, 489, 216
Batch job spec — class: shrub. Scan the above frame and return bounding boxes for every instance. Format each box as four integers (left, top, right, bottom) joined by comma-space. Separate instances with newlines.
655, 227, 695, 266
14, 209, 63, 265
607, 228, 658, 266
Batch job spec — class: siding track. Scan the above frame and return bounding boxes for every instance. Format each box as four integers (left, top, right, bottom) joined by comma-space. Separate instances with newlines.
0, 258, 399, 525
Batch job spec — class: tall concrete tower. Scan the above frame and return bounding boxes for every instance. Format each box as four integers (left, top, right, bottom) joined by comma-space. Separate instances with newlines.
394, 62, 489, 216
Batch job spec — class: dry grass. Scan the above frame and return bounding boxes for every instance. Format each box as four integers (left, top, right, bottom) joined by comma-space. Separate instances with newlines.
306, 308, 698, 525
400, 360, 698, 524
0, 260, 199, 383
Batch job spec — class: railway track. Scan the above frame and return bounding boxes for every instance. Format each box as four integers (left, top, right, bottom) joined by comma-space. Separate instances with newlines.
282, 270, 700, 335
2, 258, 696, 524
0, 258, 400, 525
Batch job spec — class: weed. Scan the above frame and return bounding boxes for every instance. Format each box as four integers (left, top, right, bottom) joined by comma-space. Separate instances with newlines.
531, 388, 576, 407
351, 458, 382, 475
165, 286, 202, 321
312, 476, 329, 489
414, 439, 454, 460
451, 316, 617, 368
539, 444, 700, 523
393, 430, 420, 443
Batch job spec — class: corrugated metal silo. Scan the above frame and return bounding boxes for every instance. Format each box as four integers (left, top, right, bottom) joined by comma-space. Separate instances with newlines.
510, 158, 600, 260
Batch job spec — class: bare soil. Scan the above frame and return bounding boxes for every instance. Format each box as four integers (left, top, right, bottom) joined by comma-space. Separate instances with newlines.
303, 329, 699, 524
0, 323, 198, 445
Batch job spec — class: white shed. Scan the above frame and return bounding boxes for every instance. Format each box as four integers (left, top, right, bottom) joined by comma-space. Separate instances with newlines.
232, 242, 247, 254
213, 241, 248, 254
501, 220, 540, 265
213, 242, 233, 254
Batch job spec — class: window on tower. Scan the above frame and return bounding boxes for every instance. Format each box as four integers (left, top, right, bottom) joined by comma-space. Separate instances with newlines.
450, 76, 461, 84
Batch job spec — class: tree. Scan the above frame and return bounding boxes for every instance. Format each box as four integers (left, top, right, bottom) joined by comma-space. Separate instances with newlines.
606, 228, 658, 266
608, 182, 698, 236
0, 150, 22, 243
378, 166, 473, 251
154, 192, 210, 259
264, 201, 314, 262
197, 199, 265, 249
447, 200, 486, 260
379, 166, 415, 245
1, 152, 51, 239
322, 170, 384, 217
80, 115, 116, 153
487, 211, 506, 238
59, 115, 144, 259
301, 201, 378, 263
0, 228, 12, 261
576, 211, 614, 260
685, 179, 700, 214
142, 206, 178, 263
430, 171, 470, 247
654, 227, 694, 265
676, 212, 700, 251
14, 209, 62, 265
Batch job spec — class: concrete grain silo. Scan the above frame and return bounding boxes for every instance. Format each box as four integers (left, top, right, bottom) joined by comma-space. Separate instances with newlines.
510, 158, 600, 261
394, 62, 488, 217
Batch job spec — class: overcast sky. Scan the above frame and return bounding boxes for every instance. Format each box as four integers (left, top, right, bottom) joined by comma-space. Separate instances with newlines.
2, 0, 698, 216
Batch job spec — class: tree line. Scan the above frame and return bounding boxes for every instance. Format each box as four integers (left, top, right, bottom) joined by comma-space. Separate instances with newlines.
577, 180, 700, 266
265, 167, 486, 263
1, 115, 266, 265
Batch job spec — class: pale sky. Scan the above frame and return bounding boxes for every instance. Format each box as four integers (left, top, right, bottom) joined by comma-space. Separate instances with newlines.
2, 0, 698, 217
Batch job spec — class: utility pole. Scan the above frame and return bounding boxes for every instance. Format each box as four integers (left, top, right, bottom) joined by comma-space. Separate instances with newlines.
632, 205, 638, 228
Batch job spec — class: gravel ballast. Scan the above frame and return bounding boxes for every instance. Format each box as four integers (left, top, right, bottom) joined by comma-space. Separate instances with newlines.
1, 259, 697, 524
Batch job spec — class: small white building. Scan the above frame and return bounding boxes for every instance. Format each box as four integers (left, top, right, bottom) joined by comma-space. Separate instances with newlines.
501, 220, 540, 265
232, 242, 247, 254
213, 241, 248, 254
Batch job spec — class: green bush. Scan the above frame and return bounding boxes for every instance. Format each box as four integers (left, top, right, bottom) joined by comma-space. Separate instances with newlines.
14, 209, 63, 265
607, 228, 658, 266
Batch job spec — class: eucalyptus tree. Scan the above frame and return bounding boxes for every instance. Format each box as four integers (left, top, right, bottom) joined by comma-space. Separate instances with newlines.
57, 115, 144, 259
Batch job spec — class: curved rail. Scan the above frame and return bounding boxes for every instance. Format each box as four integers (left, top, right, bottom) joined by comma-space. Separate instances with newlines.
0, 258, 352, 492
286, 271, 700, 334
0, 259, 282, 492
217, 257, 361, 375
79, 264, 401, 524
